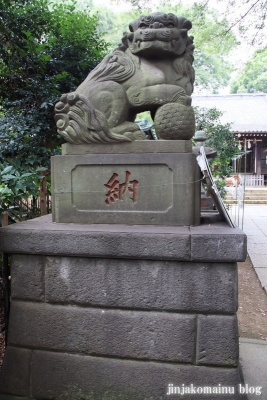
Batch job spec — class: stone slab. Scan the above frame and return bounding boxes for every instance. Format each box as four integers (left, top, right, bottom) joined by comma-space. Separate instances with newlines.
191, 223, 247, 262
245, 243, 267, 254
51, 152, 201, 226
62, 140, 193, 155
44, 257, 238, 313
239, 338, 267, 399
246, 233, 267, 243
0, 396, 33, 400
8, 301, 195, 363
0, 347, 31, 397
11, 255, 44, 301
248, 253, 267, 268
197, 315, 239, 367
30, 350, 246, 399
0, 217, 191, 260
254, 268, 267, 289
0, 214, 247, 262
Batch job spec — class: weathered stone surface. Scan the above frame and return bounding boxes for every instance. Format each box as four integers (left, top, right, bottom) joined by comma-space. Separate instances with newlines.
197, 315, 239, 367
191, 223, 247, 262
0, 214, 247, 399
51, 152, 201, 226
62, 140, 192, 155
154, 104, 195, 140
8, 301, 195, 363
0, 216, 191, 260
0, 214, 246, 261
45, 257, 238, 313
11, 254, 44, 301
31, 350, 247, 399
0, 347, 31, 397
0, 395, 32, 400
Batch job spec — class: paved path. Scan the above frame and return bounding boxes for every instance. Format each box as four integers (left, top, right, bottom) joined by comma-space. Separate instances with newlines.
229, 204, 267, 293
228, 205, 267, 399
239, 338, 267, 399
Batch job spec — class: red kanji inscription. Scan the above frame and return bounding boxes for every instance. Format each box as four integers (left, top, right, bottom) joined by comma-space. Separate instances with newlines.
104, 171, 138, 205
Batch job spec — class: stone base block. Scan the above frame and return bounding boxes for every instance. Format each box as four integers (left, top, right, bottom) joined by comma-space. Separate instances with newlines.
0, 347, 247, 400
51, 141, 201, 225
11, 255, 238, 313
0, 216, 247, 399
8, 301, 196, 364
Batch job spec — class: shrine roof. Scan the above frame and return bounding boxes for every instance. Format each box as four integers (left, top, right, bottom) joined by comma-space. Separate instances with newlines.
192, 93, 267, 134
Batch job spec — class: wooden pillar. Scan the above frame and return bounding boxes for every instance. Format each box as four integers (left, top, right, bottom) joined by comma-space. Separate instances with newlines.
1, 212, 8, 227
40, 177, 47, 216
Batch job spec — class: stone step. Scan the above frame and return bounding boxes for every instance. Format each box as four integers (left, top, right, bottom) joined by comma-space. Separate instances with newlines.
245, 189, 267, 191
226, 194, 267, 198
225, 200, 267, 204
225, 197, 267, 201
244, 196, 267, 198
244, 192, 267, 194
245, 200, 267, 204
225, 200, 267, 205
225, 188, 267, 205
226, 188, 267, 191
246, 191, 267, 193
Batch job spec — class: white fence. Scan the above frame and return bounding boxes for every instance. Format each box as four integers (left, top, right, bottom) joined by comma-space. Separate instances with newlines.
242, 175, 265, 187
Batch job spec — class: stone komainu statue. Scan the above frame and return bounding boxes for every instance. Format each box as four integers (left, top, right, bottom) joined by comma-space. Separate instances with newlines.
55, 12, 195, 143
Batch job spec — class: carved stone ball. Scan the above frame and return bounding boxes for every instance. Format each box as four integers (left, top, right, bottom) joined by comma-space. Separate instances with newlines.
154, 103, 195, 140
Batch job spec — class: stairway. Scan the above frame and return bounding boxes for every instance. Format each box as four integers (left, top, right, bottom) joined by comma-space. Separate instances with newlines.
225, 187, 267, 205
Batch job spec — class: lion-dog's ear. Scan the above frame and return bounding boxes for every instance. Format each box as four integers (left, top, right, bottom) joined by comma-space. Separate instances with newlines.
129, 16, 143, 33
182, 20, 192, 31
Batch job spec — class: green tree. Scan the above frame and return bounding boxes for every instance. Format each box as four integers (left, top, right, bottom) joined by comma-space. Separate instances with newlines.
0, 161, 46, 219
194, 107, 239, 192
231, 46, 267, 93
207, 0, 267, 46
113, 0, 267, 46
0, 0, 108, 167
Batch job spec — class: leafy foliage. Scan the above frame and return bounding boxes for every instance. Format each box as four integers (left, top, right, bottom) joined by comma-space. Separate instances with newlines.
0, 0, 108, 223
0, 0, 108, 167
193, 51, 231, 93
0, 160, 46, 218
113, 0, 267, 46
209, 0, 267, 46
231, 46, 267, 93
194, 107, 240, 190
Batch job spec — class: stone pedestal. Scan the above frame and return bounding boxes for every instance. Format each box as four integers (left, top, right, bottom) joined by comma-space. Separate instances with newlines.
51, 141, 201, 226
0, 214, 247, 399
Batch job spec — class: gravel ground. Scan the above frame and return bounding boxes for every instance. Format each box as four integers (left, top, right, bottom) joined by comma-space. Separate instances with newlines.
0, 256, 266, 370
238, 256, 267, 340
